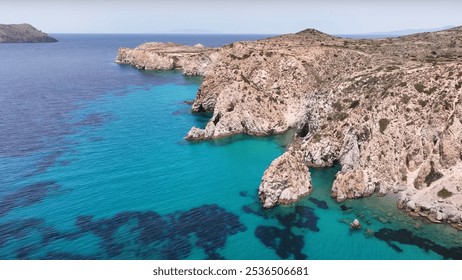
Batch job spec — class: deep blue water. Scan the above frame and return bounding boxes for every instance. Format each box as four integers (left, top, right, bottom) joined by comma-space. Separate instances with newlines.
1, 34, 461, 260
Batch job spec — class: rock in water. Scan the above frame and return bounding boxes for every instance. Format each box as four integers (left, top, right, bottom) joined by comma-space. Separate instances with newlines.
0, 23, 57, 43
350, 219, 361, 230
258, 147, 312, 208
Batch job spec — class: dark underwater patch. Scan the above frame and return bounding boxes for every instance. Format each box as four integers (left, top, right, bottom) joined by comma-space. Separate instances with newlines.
242, 205, 263, 216
0, 218, 59, 259
308, 197, 329, 209
239, 191, 248, 197
375, 228, 462, 259
0, 181, 60, 217
74, 113, 112, 127
89, 136, 105, 142
255, 226, 307, 260
42, 252, 99, 260
73, 205, 245, 259
0, 204, 245, 259
25, 151, 65, 176
246, 205, 319, 259
340, 205, 352, 211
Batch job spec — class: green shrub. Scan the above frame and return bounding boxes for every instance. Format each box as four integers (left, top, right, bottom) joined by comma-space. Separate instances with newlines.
312, 133, 322, 143
333, 112, 349, 121
379, 118, 390, 134
425, 161, 443, 187
456, 81, 462, 90
418, 99, 428, 107
437, 188, 453, 199
401, 94, 411, 104
332, 101, 343, 112
426, 87, 437, 94
350, 100, 360, 108
414, 83, 426, 93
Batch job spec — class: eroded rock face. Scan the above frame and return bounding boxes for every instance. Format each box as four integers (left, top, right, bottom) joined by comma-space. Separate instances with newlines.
116, 42, 218, 75
259, 147, 312, 208
118, 27, 462, 224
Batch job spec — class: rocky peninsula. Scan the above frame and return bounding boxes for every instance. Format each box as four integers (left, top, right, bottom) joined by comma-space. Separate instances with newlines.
116, 27, 462, 229
0, 23, 57, 43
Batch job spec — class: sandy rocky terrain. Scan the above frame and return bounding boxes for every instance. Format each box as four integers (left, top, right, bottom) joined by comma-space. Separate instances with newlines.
116, 27, 462, 229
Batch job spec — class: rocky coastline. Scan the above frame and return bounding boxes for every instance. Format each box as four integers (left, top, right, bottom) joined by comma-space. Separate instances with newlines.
0, 23, 57, 43
116, 27, 462, 229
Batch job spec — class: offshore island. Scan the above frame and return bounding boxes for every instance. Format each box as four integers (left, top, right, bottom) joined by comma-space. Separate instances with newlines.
116, 27, 462, 229
0, 23, 57, 43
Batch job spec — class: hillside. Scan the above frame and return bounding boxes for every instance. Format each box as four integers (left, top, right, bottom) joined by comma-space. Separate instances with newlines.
0, 23, 57, 43
116, 26, 462, 229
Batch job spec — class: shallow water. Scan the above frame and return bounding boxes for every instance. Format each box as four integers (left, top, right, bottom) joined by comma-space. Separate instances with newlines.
0, 34, 461, 259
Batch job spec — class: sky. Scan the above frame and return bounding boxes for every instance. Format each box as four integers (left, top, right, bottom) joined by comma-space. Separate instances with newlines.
1, 0, 461, 34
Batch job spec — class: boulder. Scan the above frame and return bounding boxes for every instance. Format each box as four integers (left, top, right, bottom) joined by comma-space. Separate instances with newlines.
350, 219, 361, 230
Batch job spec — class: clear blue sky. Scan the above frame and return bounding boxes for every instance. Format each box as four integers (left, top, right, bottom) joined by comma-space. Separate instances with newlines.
1, 0, 461, 34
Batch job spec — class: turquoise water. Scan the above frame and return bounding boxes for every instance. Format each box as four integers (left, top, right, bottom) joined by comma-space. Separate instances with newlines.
1, 35, 462, 260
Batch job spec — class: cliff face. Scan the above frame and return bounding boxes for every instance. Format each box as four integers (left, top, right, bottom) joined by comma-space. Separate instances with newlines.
116, 42, 218, 76
0, 24, 57, 43
116, 27, 462, 228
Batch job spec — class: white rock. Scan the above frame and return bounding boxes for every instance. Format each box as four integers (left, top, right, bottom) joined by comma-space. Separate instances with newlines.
406, 200, 416, 211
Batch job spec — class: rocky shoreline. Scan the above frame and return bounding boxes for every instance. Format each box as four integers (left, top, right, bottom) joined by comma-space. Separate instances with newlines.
116, 27, 462, 229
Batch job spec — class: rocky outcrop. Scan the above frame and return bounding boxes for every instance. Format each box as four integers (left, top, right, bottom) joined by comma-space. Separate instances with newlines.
350, 219, 361, 230
258, 145, 312, 208
116, 42, 218, 75
0, 24, 57, 43
118, 26, 462, 226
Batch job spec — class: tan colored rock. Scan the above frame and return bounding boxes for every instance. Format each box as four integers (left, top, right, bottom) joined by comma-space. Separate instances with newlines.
115, 42, 218, 75
258, 148, 312, 208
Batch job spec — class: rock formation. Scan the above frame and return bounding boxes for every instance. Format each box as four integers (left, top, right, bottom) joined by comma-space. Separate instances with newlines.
259, 142, 312, 208
0, 24, 57, 43
350, 219, 361, 230
116, 42, 218, 76
117, 26, 462, 228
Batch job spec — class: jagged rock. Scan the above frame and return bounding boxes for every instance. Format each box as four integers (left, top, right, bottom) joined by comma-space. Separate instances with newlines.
258, 148, 311, 208
331, 169, 373, 202
185, 127, 206, 140
350, 219, 361, 230
406, 200, 416, 211
115, 42, 218, 75
0, 23, 57, 43
303, 137, 341, 167
436, 212, 448, 221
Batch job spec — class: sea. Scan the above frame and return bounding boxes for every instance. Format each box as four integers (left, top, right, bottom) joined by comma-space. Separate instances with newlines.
0, 34, 461, 260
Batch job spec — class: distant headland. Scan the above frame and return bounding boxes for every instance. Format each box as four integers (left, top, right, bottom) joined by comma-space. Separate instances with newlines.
0, 23, 57, 43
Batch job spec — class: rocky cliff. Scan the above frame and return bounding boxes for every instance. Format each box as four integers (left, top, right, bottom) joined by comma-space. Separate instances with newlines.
116, 27, 462, 229
0, 24, 57, 43
116, 42, 218, 75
